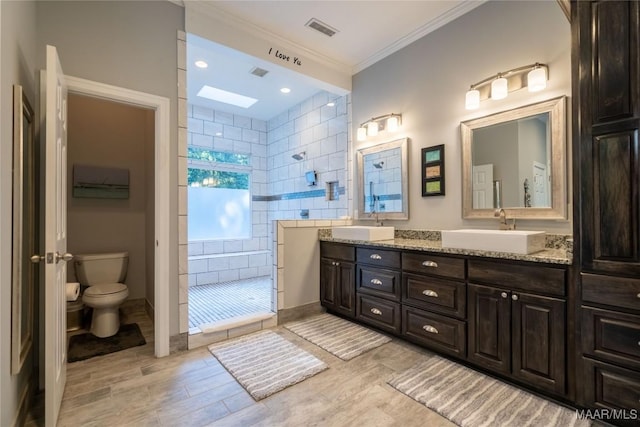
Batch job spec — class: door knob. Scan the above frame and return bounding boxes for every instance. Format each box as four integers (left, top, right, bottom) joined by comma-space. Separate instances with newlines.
30, 254, 45, 264
512, 294, 519, 301
501, 292, 508, 298
55, 252, 74, 263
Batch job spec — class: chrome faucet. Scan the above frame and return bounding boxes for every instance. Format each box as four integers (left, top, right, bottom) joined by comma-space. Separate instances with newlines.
495, 209, 516, 230
370, 211, 383, 227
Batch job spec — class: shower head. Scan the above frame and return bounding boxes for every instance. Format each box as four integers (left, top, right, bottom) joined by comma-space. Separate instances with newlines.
292, 152, 305, 161
373, 161, 384, 169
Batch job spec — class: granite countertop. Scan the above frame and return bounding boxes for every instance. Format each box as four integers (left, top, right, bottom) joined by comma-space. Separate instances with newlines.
319, 235, 572, 265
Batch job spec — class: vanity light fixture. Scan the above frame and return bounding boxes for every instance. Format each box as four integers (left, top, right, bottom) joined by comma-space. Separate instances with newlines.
465, 62, 548, 110
356, 113, 402, 142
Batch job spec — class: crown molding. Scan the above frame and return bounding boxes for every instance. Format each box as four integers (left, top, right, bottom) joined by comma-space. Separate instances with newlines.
353, 0, 487, 74
187, 1, 352, 76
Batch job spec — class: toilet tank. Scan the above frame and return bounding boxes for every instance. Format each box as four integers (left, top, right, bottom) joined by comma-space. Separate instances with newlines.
74, 252, 129, 285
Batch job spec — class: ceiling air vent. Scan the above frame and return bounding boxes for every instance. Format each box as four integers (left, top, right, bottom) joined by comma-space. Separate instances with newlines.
250, 67, 269, 78
305, 18, 338, 37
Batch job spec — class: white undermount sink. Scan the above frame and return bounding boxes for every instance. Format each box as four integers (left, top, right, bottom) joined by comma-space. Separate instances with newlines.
441, 229, 546, 254
332, 226, 395, 241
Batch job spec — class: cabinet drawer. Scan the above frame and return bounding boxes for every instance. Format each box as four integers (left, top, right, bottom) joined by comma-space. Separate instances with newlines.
583, 357, 640, 423
320, 242, 355, 261
582, 307, 640, 370
357, 247, 401, 269
403, 273, 466, 319
402, 252, 465, 280
356, 294, 401, 334
582, 273, 640, 311
402, 306, 466, 357
357, 266, 401, 301
468, 259, 566, 297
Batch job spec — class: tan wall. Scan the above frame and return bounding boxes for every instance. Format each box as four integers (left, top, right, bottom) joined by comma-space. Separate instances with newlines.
66, 94, 154, 301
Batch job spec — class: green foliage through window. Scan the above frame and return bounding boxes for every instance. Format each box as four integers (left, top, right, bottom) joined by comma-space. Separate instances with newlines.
187, 147, 249, 165
188, 168, 249, 190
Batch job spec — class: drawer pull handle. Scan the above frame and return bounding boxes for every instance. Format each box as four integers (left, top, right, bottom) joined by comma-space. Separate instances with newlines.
422, 289, 439, 298
370, 254, 382, 260
370, 308, 382, 316
370, 278, 383, 286
422, 260, 438, 268
423, 325, 439, 334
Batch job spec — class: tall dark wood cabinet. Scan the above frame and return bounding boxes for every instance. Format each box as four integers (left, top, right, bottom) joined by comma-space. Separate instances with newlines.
573, 1, 640, 420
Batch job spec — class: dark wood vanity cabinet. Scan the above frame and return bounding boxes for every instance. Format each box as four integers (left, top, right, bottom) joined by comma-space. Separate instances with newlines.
573, 1, 640, 418
467, 260, 567, 396
320, 242, 356, 317
355, 247, 402, 333
401, 252, 467, 357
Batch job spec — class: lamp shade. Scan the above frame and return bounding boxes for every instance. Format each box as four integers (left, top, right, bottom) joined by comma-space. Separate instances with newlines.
367, 121, 379, 137
527, 67, 547, 92
491, 77, 508, 100
357, 127, 367, 141
386, 116, 399, 132
465, 89, 480, 110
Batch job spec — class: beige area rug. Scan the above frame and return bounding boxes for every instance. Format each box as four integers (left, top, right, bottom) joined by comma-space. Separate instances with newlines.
284, 313, 392, 361
388, 356, 591, 427
208, 330, 327, 401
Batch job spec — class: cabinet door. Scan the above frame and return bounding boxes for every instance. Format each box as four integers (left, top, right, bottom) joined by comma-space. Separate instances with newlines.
577, 0, 640, 276
512, 292, 566, 395
467, 284, 510, 374
320, 257, 337, 308
335, 261, 355, 317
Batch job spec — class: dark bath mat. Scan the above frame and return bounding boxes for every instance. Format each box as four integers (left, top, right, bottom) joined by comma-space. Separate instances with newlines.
68, 323, 146, 362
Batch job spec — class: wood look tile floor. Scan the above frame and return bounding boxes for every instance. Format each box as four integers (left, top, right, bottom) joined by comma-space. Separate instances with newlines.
28, 308, 455, 427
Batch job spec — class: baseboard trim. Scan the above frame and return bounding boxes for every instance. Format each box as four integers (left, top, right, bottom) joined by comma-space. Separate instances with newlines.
277, 302, 324, 325
144, 299, 155, 324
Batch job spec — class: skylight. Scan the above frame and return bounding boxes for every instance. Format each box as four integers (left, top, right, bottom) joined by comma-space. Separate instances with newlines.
196, 85, 258, 108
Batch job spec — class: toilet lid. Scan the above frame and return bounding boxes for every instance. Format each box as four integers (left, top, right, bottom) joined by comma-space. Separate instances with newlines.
84, 283, 127, 296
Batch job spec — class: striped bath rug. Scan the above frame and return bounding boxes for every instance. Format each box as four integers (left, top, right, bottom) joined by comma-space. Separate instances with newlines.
284, 313, 391, 361
388, 356, 591, 427
208, 330, 327, 400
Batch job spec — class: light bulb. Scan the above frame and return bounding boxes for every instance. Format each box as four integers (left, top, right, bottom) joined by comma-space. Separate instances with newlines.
465, 89, 480, 110
367, 121, 379, 137
386, 116, 399, 132
491, 77, 508, 100
357, 127, 367, 141
527, 67, 547, 92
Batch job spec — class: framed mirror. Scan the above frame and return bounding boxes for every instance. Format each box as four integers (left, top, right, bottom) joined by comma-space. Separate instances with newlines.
356, 137, 409, 220
12, 85, 35, 374
461, 96, 567, 220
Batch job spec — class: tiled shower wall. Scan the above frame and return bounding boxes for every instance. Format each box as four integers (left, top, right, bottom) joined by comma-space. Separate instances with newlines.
186, 90, 350, 293
186, 106, 271, 286
267, 91, 350, 221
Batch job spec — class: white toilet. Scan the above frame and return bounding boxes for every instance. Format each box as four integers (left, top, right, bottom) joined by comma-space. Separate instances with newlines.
75, 252, 129, 338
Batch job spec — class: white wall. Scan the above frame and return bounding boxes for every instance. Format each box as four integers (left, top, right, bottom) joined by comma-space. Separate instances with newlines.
0, 1, 37, 425
352, 0, 571, 233
36, 0, 184, 334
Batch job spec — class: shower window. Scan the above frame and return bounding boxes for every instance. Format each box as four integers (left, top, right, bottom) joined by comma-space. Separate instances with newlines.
188, 149, 252, 240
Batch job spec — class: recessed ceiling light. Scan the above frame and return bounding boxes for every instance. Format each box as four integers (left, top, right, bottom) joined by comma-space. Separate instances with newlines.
197, 85, 258, 108
327, 102, 335, 107
194, 60, 208, 69
280, 87, 291, 94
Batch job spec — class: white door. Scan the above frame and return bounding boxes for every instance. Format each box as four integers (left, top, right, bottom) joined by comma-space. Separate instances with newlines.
472, 164, 494, 209
532, 161, 548, 207
43, 45, 70, 427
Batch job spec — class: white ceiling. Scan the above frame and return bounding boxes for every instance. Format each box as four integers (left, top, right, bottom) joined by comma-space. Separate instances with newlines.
186, 1, 485, 121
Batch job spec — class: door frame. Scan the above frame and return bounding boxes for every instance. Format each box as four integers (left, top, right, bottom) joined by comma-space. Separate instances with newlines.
65, 75, 170, 357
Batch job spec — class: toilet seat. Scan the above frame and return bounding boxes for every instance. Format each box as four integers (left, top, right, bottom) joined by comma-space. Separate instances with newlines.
84, 283, 127, 297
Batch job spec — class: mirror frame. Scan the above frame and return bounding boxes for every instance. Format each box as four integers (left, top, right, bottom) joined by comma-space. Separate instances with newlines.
11, 85, 35, 375
356, 137, 409, 220
461, 96, 567, 220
